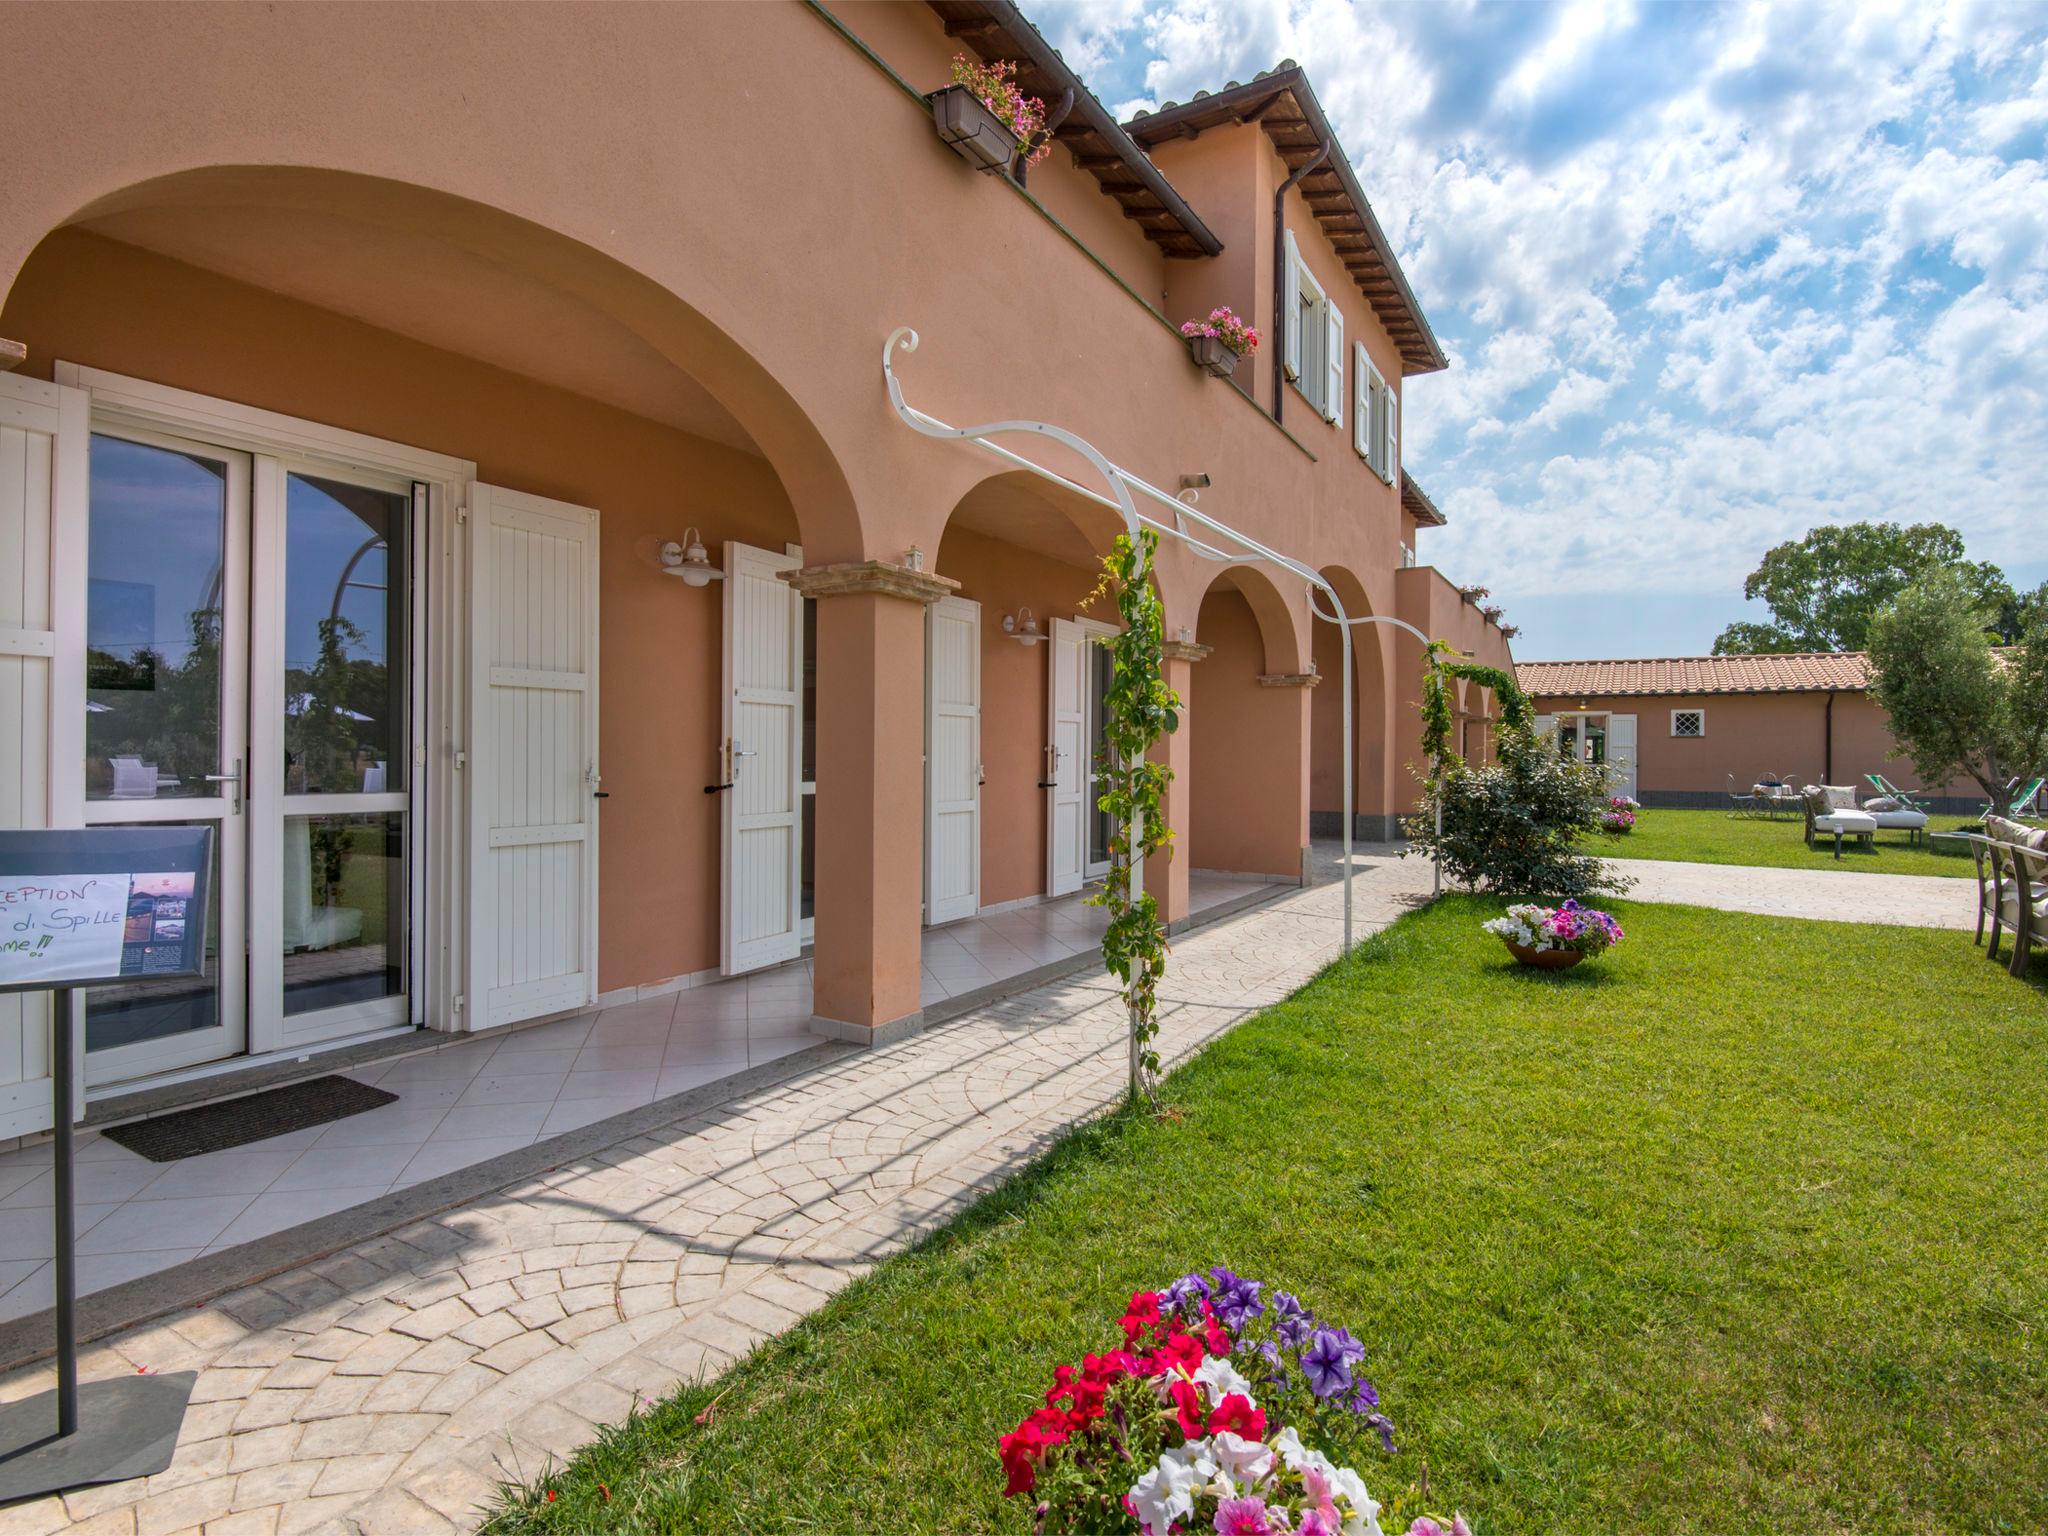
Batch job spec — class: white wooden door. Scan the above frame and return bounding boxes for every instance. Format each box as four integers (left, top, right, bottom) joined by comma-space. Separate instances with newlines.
0, 375, 85, 1134
1608, 713, 1638, 800
722, 541, 803, 975
1046, 617, 1087, 897
925, 595, 981, 924
466, 484, 599, 1029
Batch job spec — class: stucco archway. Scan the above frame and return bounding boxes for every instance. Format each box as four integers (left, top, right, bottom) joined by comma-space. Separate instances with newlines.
1310, 566, 1396, 840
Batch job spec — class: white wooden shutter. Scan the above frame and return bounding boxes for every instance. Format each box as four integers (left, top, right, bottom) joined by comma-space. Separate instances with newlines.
466, 483, 600, 1028
1382, 381, 1400, 484
1282, 229, 1302, 382
0, 375, 85, 1136
1607, 714, 1638, 801
925, 596, 981, 924
1533, 714, 1556, 751
1047, 617, 1087, 897
1353, 343, 1371, 458
1324, 304, 1345, 426
721, 541, 803, 975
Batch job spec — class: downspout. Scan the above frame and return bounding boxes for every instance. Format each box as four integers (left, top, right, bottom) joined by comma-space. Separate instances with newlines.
1824, 690, 1835, 785
1271, 142, 1330, 427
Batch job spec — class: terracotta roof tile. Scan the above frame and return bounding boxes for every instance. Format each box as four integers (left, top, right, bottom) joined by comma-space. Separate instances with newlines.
1515, 653, 1873, 698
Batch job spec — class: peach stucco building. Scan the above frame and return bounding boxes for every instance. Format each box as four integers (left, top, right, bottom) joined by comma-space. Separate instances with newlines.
0, 0, 1512, 1121
1518, 654, 1981, 811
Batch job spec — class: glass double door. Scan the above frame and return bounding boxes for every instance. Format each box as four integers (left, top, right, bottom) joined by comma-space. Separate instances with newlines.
82, 427, 417, 1086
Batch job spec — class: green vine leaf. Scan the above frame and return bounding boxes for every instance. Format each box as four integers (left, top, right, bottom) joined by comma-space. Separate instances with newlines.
1083, 529, 1180, 1105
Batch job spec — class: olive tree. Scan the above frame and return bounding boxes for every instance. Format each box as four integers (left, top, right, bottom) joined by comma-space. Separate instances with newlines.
1866, 571, 2048, 817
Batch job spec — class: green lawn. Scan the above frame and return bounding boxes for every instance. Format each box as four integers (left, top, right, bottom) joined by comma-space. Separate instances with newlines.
485, 899, 2047, 1536
1597, 806, 1984, 876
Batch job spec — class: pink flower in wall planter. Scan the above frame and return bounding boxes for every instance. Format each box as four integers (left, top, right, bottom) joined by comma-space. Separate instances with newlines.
930, 55, 1049, 175
1180, 307, 1260, 378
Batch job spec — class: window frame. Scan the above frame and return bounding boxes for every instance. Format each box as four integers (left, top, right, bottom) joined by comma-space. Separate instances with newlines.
1291, 254, 1330, 417
1670, 708, 1706, 738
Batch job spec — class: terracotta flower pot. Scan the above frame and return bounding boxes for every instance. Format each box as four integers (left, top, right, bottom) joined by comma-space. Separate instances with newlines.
928, 83, 1020, 174
1185, 333, 1245, 378
1504, 940, 1584, 971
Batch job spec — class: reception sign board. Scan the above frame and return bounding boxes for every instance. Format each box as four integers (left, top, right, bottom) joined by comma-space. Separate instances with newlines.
0, 827, 212, 995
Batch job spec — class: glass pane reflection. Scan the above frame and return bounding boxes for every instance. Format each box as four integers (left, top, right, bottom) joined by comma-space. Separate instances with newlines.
86, 435, 226, 801
85, 819, 222, 1050
284, 812, 405, 1015
284, 473, 408, 795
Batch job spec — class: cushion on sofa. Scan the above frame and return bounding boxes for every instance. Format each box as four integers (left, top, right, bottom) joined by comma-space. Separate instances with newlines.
1862, 795, 1901, 812
1821, 785, 1859, 811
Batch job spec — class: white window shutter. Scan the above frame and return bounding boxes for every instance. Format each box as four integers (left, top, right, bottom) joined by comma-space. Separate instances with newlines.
1282, 229, 1302, 382
1382, 383, 1400, 484
1324, 304, 1345, 426
1353, 343, 1371, 457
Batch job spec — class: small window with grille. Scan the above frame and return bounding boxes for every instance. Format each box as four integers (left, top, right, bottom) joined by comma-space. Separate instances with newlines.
1671, 709, 1705, 738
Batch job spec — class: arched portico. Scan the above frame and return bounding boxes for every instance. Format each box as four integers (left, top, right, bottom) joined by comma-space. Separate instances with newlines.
1310, 566, 1397, 841
1186, 564, 1314, 884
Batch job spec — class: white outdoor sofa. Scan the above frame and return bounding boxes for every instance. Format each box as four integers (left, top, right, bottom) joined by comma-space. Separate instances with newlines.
1800, 785, 1878, 859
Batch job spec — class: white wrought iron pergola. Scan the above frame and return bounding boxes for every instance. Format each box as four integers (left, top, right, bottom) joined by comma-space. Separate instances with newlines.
883, 326, 1447, 994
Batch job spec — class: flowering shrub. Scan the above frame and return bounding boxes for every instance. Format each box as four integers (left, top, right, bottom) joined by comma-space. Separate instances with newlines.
1600, 796, 1638, 833
999, 1267, 1473, 1535
951, 54, 1050, 164
1180, 306, 1261, 357
1482, 899, 1624, 956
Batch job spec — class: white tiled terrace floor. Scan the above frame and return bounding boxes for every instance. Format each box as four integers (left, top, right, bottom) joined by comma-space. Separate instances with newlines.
0, 872, 1268, 1325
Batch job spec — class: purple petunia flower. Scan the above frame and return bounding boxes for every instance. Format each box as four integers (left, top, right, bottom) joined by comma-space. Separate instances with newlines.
1346, 1377, 1381, 1414
1207, 1268, 1266, 1330
1163, 1272, 1212, 1311
1301, 1329, 1354, 1400
1270, 1290, 1315, 1347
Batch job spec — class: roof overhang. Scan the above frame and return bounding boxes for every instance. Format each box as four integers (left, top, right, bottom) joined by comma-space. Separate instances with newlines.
1125, 68, 1446, 376
1400, 470, 1446, 527
927, 1, 1223, 259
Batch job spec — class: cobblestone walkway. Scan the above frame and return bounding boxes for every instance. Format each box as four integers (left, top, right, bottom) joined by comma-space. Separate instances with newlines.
0, 849, 1431, 1536
1606, 857, 1974, 929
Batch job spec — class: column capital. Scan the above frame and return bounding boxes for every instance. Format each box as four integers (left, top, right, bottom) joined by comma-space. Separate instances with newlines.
1161, 639, 1213, 663
1257, 671, 1322, 689
780, 560, 958, 604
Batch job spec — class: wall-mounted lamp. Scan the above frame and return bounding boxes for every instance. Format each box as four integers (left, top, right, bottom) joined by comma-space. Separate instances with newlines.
1179, 473, 1211, 491
904, 545, 925, 572
1001, 607, 1044, 646
660, 528, 724, 587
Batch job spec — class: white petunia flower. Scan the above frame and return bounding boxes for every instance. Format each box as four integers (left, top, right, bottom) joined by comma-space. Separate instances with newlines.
1193, 1354, 1253, 1406
1127, 1448, 1203, 1536
1208, 1431, 1275, 1488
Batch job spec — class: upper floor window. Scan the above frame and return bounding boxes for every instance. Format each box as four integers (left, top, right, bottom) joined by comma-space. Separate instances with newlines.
1281, 230, 1344, 429
1353, 347, 1399, 485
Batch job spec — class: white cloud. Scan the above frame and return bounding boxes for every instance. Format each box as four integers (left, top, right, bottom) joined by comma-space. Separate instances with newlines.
1066, 0, 2048, 651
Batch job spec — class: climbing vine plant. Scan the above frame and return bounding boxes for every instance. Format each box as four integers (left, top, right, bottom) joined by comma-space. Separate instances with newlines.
1416, 637, 1532, 774
1083, 529, 1181, 1104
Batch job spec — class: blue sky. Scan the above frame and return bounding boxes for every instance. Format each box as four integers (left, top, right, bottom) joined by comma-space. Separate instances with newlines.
1031, 0, 2048, 659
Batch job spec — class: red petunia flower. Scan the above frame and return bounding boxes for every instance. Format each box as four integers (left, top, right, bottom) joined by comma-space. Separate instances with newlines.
998, 1409, 1070, 1497
1207, 1392, 1267, 1442
1120, 1290, 1164, 1344
1168, 1377, 1209, 1439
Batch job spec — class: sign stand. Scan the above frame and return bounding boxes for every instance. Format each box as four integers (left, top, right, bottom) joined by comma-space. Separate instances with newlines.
0, 988, 195, 1505
0, 826, 214, 1507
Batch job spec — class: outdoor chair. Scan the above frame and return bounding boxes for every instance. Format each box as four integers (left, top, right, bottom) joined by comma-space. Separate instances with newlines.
1864, 773, 1929, 814
1727, 774, 1761, 818
1857, 791, 1930, 846
1801, 785, 1876, 859
1979, 777, 2046, 823
1964, 833, 2001, 948
1987, 838, 2048, 978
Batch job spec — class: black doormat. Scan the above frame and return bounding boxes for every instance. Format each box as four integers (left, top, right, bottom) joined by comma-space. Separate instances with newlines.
99, 1077, 399, 1163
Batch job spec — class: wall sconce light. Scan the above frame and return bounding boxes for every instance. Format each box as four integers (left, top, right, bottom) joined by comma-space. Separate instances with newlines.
1177, 624, 1193, 643
660, 528, 724, 587
1179, 473, 1211, 491
1002, 608, 1043, 646
904, 545, 925, 572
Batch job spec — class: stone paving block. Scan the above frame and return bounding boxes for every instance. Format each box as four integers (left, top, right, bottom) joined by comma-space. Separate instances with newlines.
188, 1369, 268, 1405
226, 1423, 302, 1473
418, 1361, 500, 1415
309, 1453, 404, 1498
360, 1371, 438, 1414
135, 1478, 236, 1536
333, 1332, 423, 1377
201, 1508, 280, 1536
471, 1330, 554, 1376
274, 1495, 364, 1536
399, 1456, 501, 1526
388, 1296, 475, 1342
345, 1487, 454, 1536
505, 1292, 566, 1330
229, 1459, 323, 1507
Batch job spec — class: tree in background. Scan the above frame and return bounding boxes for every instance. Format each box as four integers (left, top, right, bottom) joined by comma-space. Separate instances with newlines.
1712, 522, 2016, 655
1866, 570, 2048, 817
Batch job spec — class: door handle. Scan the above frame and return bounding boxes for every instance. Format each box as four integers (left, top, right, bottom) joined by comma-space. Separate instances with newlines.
203, 759, 243, 814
